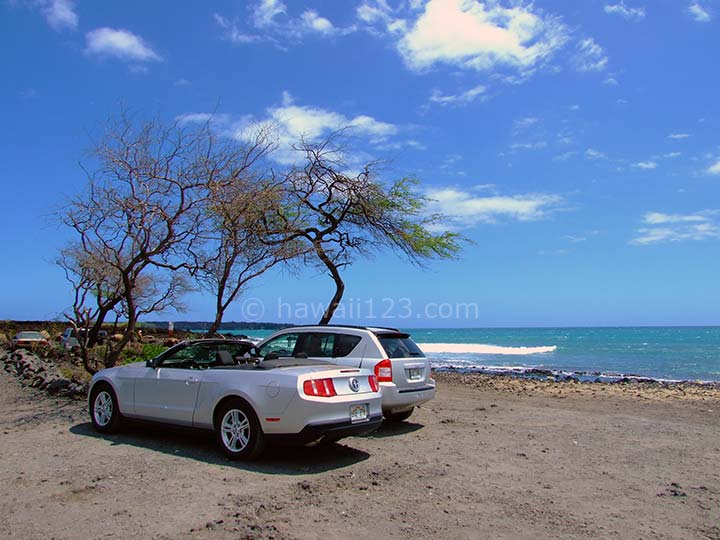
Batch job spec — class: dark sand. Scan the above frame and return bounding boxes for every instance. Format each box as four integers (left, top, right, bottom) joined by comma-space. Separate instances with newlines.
1, 369, 718, 539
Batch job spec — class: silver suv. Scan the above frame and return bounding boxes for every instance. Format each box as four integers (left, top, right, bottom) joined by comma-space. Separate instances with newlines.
254, 326, 435, 421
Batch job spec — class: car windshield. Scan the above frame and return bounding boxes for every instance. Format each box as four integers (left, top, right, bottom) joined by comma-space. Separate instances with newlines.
377, 334, 424, 358
17, 331, 43, 339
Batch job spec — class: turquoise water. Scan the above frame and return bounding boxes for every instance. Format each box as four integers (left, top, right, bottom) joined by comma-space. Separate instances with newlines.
408, 327, 720, 382
211, 327, 720, 382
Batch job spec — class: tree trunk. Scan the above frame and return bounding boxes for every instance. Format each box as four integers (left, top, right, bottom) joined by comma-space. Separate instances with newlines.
105, 316, 137, 369
315, 242, 345, 325
105, 281, 139, 369
206, 310, 224, 337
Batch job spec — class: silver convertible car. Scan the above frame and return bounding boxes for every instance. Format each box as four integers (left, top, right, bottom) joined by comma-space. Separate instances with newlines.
88, 339, 383, 459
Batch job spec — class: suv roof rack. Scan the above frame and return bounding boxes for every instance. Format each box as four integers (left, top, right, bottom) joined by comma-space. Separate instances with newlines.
290, 324, 402, 333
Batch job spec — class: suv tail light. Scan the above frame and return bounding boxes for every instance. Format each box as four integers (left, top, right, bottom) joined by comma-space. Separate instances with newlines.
368, 375, 379, 392
303, 378, 337, 397
374, 359, 393, 382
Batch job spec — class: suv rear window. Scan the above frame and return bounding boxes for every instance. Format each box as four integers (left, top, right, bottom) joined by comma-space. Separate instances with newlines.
296, 333, 361, 358
378, 334, 424, 358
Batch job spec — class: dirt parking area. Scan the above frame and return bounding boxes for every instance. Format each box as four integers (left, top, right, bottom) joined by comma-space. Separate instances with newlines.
1, 370, 718, 540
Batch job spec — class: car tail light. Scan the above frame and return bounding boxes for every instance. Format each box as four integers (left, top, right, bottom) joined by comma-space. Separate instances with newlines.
374, 359, 393, 382
303, 378, 337, 397
368, 375, 379, 392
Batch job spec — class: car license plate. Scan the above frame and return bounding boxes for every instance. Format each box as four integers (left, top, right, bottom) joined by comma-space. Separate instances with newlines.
408, 368, 422, 380
350, 404, 369, 423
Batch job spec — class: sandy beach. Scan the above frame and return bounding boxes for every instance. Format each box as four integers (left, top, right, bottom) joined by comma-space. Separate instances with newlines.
1, 366, 718, 539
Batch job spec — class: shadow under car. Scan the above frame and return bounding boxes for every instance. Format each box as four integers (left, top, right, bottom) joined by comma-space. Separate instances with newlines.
69, 421, 371, 474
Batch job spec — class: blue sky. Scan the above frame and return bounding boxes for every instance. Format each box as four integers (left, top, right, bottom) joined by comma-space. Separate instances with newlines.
1, 0, 719, 327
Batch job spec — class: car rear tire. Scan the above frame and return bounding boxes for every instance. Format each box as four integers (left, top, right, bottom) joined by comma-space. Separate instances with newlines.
89, 383, 122, 434
385, 407, 414, 422
215, 399, 265, 460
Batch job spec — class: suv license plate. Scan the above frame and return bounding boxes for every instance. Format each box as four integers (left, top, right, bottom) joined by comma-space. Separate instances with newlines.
350, 404, 369, 423
408, 368, 422, 380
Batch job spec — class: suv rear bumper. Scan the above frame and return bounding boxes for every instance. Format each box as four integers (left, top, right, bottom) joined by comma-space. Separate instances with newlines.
380, 379, 436, 414
265, 415, 383, 445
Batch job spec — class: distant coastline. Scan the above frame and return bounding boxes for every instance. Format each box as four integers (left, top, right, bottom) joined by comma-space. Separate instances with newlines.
142, 321, 293, 331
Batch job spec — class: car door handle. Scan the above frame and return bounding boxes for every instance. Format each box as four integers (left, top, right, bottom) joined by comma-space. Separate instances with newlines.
186, 377, 199, 385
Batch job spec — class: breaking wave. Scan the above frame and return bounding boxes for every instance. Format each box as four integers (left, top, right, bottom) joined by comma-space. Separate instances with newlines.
418, 343, 557, 355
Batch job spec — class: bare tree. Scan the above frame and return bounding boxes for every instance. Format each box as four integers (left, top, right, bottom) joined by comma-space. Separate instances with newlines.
267, 133, 462, 325
57, 245, 125, 373
193, 175, 304, 336
58, 112, 271, 372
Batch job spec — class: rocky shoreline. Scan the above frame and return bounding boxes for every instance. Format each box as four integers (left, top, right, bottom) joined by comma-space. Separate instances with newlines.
435, 370, 720, 403
0, 349, 87, 398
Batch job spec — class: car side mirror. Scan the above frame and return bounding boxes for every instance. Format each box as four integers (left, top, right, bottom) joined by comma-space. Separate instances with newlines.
146, 358, 157, 368
265, 352, 279, 361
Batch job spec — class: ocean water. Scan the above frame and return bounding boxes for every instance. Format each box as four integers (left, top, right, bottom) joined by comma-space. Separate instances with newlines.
214, 327, 720, 383
409, 327, 720, 382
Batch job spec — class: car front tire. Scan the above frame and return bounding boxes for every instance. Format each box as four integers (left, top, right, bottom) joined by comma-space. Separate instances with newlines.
89, 383, 122, 433
385, 407, 414, 422
215, 399, 265, 460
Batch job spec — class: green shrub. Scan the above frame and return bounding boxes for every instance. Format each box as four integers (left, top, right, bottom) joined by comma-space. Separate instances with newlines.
120, 343, 167, 365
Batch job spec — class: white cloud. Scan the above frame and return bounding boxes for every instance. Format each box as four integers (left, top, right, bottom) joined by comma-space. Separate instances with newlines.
661, 152, 681, 159
179, 93, 404, 165
429, 84, 487, 106
213, 13, 260, 44
85, 28, 162, 62
585, 148, 606, 160
357, 1, 409, 35
376, 139, 427, 152
668, 133, 691, 139
176, 113, 232, 125
688, 2, 712, 22
631, 211, 720, 244
514, 116, 538, 129
442, 154, 463, 167
708, 159, 720, 175
300, 10, 338, 35
357, 1, 392, 24
272, 103, 393, 141
643, 212, 707, 225
129, 65, 149, 75
42, 0, 78, 31
604, 2, 646, 21
574, 38, 608, 72
562, 234, 587, 243
603, 76, 619, 85
425, 187, 563, 228
510, 141, 547, 150
252, 0, 286, 28
634, 161, 657, 169
396, 0, 569, 73
344, 114, 398, 138
215, 1, 353, 44
553, 151, 577, 162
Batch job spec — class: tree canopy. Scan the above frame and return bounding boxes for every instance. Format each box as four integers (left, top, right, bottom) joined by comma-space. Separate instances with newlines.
267, 134, 462, 324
